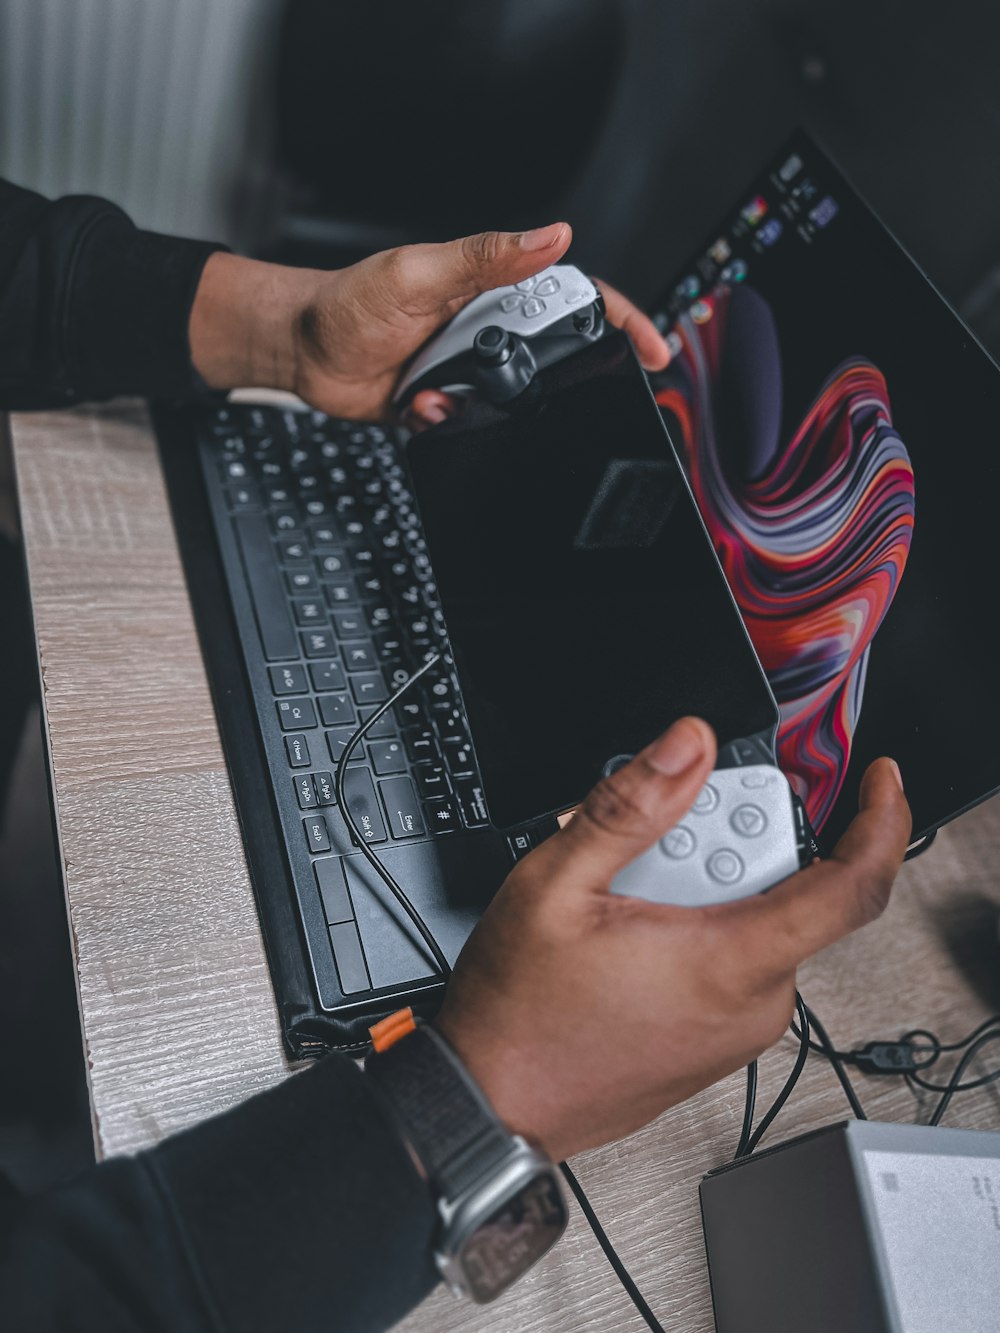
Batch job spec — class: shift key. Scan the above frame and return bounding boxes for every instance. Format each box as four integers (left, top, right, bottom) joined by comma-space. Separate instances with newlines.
379, 776, 425, 839
343, 768, 387, 844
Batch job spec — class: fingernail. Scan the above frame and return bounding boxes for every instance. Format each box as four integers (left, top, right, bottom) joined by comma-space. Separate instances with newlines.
519, 223, 563, 251
646, 718, 708, 776
421, 402, 448, 425
889, 759, 904, 791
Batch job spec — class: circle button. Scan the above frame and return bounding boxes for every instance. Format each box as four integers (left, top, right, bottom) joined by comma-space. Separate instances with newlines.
692, 783, 719, 814
660, 826, 696, 860
707, 849, 745, 885
731, 804, 768, 838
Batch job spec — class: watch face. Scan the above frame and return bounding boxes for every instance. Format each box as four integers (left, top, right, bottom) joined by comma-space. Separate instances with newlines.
461, 1173, 568, 1303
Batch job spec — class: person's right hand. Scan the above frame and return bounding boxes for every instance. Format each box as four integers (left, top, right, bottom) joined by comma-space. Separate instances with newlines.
436, 717, 911, 1162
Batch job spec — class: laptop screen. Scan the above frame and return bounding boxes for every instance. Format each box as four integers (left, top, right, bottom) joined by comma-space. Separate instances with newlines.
649, 131, 1000, 851
407, 333, 779, 830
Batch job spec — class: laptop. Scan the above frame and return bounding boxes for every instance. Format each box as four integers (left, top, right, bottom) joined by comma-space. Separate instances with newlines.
156, 130, 1000, 1053
646, 131, 1000, 855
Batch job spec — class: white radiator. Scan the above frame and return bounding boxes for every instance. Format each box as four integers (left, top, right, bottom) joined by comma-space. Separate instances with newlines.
0, 0, 284, 246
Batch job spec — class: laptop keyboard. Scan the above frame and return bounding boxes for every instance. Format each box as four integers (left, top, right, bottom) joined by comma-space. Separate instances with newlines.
195, 403, 526, 1011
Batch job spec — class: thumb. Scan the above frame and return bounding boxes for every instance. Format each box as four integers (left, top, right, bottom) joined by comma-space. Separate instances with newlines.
397, 222, 572, 308
539, 718, 717, 890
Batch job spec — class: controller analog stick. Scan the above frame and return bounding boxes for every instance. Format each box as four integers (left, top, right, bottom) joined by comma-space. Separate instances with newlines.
473, 325, 513, 364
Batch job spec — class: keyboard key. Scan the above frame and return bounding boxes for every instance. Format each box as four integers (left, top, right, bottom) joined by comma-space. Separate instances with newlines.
292, 598, 325, 626
425, 797, 460, 834
369, 740, 406, 776
309, 522, 340, 549
309, 659, 347, 692
329, 922, 370, 994
276, 697, 317, 730
327, 728, 364, 765
350, 672, 388, 706
415, 765, 448, 799
287, 569, 319, 596
285, 733, 311, 767
444, 740, 476, 776
224, 482, 260, 511
507, 830, 534, 859
405, 731, 438, 764
269, 664, 308, 696
232, 514, 298, 661
359, 707, 396, 739
318, 552, 347, 577
315, 858, 352, 923
343, 642, 376, 672
294, 773, 317, 809
312, 770, 336, 806
342, 768, 387, 844
271, 508, 300, 533
278, 538, 309, 563
302, 628, 336, 658
379, 776, 424, 838
333, 611, 366, 639
454, 779, 490, 827
318, 692, 354, 727
325, 580, 356, 606
304, 814, 332, 853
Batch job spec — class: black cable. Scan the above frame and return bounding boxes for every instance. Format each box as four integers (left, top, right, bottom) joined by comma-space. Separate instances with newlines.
335, 652, 451, 979
797, 1003, 868, 1120
559, 1162, 664, 1333
927, 1029, 1000, 1123
732, 1060, 758, 1160
742, 994, 811, 1155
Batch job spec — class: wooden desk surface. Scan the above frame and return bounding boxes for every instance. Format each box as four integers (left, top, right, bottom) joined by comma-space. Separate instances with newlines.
12, 401, 1000, 1333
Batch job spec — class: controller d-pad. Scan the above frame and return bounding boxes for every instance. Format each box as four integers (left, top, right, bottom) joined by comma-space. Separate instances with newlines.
521, 297, 545, 318
692, 783, 719, 814
500, 293, 522, 312
535, 276, 560, 296
707, 849, 744, 885
515, 278, 537, 293
731, 804, 767, 838
660, 826, 696, 860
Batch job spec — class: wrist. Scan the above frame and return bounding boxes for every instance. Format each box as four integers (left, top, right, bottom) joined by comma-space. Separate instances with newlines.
188, 252, 320, 393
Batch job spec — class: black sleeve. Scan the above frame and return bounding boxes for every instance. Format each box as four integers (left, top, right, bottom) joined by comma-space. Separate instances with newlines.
0, 1054, 439, 1332
0, 178, 226, 410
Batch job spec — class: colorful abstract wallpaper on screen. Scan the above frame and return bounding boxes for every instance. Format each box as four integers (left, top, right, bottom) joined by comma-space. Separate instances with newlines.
652, 283, 916, 832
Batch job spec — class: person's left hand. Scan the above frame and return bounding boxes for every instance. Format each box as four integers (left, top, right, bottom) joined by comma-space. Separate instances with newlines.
188, 222, 669, 422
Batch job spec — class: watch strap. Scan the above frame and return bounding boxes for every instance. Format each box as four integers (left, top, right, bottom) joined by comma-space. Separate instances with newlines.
365, 1025, 515, 1199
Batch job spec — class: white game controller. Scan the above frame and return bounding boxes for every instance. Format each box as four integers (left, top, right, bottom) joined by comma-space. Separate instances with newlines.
393, 264, 605, 408
610, 764, 811, 908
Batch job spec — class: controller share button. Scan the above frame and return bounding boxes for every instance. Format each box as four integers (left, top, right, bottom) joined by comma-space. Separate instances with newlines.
707, 849, 745, 885
660, 825, 696, 860
731, 804, 768, 838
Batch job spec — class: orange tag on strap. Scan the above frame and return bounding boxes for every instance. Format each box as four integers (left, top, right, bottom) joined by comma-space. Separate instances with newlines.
369, 1007, 417, 1053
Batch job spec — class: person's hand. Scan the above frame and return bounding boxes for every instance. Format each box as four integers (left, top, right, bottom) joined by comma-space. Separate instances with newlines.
187, 223, 668, 422
435, 718, 911, 1163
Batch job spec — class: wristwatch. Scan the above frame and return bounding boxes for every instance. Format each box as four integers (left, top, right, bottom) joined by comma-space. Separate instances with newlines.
364, 1012, 568, 1303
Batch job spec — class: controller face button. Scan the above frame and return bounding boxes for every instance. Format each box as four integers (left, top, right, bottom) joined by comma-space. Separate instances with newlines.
707, 849, 745, 884
660, 826, 696, 860
500, 293, 522, 312
692, 783, 719, 814
740, 772, 769, 789
731, 804, 768, 838
521, 297, 545, 318
535, 276, 560, 296
515, 278, 537, 293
